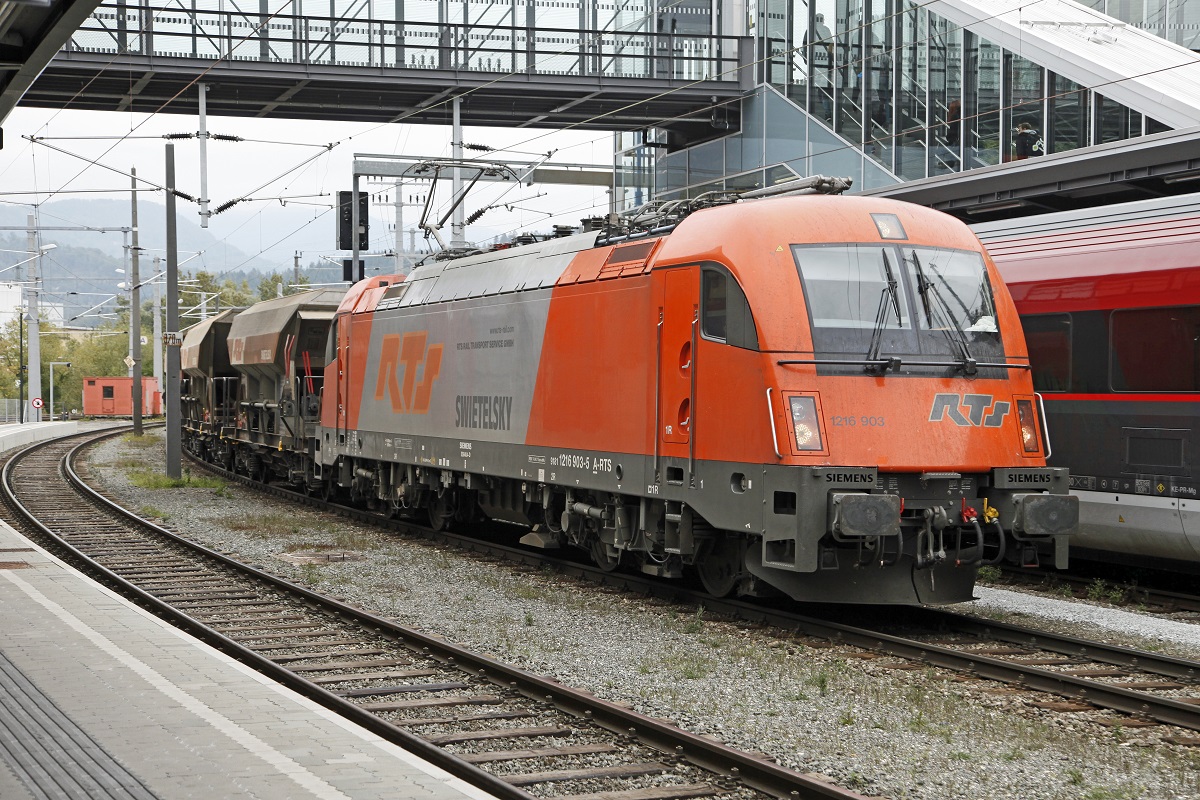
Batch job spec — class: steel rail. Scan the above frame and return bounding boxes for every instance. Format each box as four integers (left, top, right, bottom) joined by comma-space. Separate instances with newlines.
182, 449, 1200, 734
4, 429, 872, 800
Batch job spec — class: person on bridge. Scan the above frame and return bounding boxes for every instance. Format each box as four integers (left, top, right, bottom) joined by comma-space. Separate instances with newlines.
1013, 122, 1044, 160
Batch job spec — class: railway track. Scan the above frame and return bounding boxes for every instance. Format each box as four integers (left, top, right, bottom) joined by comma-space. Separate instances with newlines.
1, 427, 872, 800
164, 440, 1200, 746
997, 566, 1200, 618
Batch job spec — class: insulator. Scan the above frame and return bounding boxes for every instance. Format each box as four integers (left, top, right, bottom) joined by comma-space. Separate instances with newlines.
163, 133, 193, 139
463, 143, 490, 151
213, 199, 241, 214
465, 207, 488, 225
173, 190, 197, 202
211, 133, 243, 142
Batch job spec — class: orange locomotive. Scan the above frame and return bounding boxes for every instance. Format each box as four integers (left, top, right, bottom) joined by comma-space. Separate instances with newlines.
313, 185, 1077, 604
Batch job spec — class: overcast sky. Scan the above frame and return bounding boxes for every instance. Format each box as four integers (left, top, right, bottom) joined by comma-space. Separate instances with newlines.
0, 106, 617, 275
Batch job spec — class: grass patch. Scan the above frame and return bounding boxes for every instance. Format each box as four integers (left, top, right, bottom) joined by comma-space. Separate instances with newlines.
683, 606, 705, 634
1085, 578, 1129, 604
112, 457, 148, 470
139, 505, 168, 520
806, 668, 831, 696
976, 565, 1002, 583
332, 528, 372, 550
1084, 787, 1144, 800
653, 652, 713, 680
512, 583, 549, 601
120, 433, 158, 449
223, 513, 306, 537
128, 469, 225, 490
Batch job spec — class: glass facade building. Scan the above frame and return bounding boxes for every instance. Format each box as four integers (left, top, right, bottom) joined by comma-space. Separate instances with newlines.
617, 0, 1196, 208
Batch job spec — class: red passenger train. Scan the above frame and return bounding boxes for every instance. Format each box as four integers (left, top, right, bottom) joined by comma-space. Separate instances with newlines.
183, 184, 1077, 605
976, 192, 1200, 572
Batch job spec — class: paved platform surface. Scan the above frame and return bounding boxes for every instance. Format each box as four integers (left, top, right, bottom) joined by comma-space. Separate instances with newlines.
0, 520, 496, 800
0, 421, 80, 451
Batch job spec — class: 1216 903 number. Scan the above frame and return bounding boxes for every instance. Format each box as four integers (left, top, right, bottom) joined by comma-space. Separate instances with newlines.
831, 416, 886, 427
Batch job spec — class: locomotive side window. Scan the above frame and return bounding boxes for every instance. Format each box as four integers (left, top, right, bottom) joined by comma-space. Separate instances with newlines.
1110, 305, 1200, 392
325, 317, 340, 364
701, 266, 759, 350
1020, 313, 1071, 392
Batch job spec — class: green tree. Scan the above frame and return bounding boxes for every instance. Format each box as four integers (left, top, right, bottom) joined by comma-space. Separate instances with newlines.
182, 270, 256, 322
0, 316, 126, 416
257, 271, 310, 301
45, 323, 129, 415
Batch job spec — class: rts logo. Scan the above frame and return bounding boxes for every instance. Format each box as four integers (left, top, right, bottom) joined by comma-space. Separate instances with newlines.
374, 331, 443, 414
929, 393, 1010, 428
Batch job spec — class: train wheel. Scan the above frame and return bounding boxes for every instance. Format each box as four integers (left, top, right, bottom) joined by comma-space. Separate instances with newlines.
428, 491, 453, 531
696, 534, 743, 598
590, 538, 620, 572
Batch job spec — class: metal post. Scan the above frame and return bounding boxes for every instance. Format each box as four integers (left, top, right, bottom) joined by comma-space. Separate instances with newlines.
131, 167, 143, 435
293, 250, 301, 289
394, 180, 403, 274
198, 84, 211, 228
26, 214, 42, 422
351, 174, 362, 282
165, 145, 182, 479
17, 312, 23, 423
451, 96, 465, 247
152, 257, 163, 390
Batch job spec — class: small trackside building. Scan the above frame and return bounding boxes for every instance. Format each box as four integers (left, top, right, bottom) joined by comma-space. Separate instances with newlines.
82, 376, 162, 417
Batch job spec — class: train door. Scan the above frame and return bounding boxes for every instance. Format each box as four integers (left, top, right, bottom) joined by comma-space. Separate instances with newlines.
658, 267, 698, 481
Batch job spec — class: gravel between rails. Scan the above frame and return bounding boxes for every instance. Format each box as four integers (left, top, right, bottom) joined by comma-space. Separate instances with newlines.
85, 431, 1200, 800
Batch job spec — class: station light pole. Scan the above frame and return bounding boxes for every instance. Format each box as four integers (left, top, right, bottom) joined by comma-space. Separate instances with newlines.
17, 311, 24, 423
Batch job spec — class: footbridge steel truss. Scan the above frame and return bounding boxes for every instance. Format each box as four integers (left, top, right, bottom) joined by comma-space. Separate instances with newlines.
21, 0, 750, 129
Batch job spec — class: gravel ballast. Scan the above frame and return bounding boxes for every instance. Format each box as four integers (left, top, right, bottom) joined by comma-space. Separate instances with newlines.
85, 431, 1200, 800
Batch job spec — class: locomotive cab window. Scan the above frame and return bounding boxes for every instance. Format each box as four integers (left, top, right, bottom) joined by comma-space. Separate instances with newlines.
792, 244, 1004, 366
701, 266, 759, 350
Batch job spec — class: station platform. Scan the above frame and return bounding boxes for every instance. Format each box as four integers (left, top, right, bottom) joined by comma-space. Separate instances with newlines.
0, 420, 81, 451
0, 520, 496, 800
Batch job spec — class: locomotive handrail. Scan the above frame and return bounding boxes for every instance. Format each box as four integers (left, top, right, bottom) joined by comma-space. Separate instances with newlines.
1035, 391, 1052, 458
766, 387, 782, 459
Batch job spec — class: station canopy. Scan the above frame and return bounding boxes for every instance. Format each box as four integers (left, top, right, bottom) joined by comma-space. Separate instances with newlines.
929, 0, 1200, 129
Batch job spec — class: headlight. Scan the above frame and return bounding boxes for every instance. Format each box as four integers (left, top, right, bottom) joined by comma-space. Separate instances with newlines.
1016, 399, 1039, 454
789, 396, 823, 451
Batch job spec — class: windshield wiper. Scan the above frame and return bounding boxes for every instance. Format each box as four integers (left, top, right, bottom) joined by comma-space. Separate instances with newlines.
865, 250, 904, 375
910, 250, 977, 375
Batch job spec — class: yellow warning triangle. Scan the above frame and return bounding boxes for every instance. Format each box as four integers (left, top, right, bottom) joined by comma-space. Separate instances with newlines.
776, 245, 784, 252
